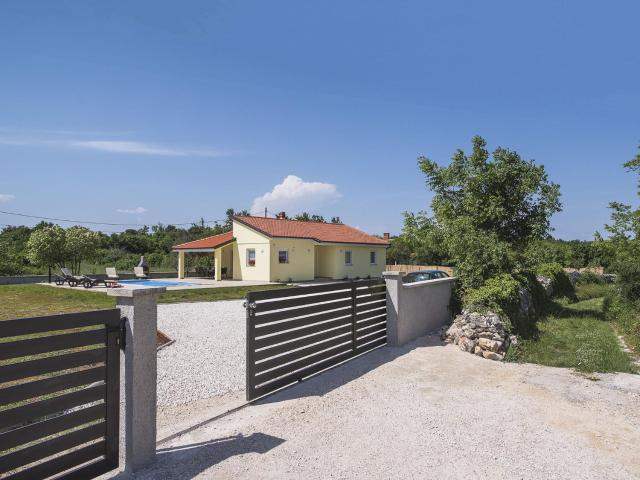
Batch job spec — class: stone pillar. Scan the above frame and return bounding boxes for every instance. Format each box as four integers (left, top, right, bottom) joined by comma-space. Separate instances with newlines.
383, 271, 405, 346
107, 286, 166, 473
177, 251, 185, 279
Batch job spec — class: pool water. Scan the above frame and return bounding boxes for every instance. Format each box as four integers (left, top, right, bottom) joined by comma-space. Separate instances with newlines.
119, 279, 192, 287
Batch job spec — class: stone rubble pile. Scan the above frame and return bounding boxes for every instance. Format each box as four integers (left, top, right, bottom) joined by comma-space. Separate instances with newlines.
443, 310, 514, 361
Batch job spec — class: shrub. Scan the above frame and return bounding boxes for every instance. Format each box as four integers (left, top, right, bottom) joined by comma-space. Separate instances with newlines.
614, 260, 640, 302
536, 262, 576, 300
115, 254, 140, 271
603, 293, 640, 353
0, 259, 24, 276
465, 272, 542, 338
575, 271, 604, 285
465, 273, 521, 330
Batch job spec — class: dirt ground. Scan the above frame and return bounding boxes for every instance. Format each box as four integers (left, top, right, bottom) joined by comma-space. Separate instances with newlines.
109, 335, 640, 479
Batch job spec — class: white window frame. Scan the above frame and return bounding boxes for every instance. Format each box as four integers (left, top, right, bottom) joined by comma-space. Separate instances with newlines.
246, 248, 256, 267
278, 249, 289, 264
344, 250, 352, 266
370, 251, 377, 265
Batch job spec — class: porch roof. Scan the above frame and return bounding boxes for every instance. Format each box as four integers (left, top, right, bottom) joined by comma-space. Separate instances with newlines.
172, 231, 235, 252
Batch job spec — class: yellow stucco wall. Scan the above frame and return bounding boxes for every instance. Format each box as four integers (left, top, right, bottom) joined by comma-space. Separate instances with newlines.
269, 238, 316, 282
231, 219, 387, 281
315, 245, 386, 279
231, 220, 271, 281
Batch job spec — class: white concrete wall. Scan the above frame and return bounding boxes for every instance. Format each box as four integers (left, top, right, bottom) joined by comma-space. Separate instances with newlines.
384, 271, 456, 346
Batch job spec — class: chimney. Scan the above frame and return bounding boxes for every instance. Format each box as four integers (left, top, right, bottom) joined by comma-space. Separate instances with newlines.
383, 232, 390, 241
276, 211, 287, 220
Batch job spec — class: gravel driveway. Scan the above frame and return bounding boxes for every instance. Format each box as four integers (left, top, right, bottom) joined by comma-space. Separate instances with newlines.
157, 300, 245, 407
130, 334, 640, 480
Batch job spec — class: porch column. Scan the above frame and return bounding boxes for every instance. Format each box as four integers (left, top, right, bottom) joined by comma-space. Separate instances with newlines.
177, 251, 185, 279
214, 249, 222, 281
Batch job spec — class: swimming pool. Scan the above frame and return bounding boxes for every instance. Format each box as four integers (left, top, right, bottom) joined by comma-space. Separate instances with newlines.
119, 279, 193, 287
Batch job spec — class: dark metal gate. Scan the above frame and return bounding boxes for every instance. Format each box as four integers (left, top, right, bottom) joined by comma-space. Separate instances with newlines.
0, 309, 121, 480
246, 279, 387, 400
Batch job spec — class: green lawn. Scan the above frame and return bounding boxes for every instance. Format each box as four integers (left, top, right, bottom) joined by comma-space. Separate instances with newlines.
507, 286, 637, 374
0, 283, 289, 320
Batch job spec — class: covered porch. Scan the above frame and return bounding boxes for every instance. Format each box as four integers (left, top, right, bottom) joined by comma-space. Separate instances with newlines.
172, 232, 236, 281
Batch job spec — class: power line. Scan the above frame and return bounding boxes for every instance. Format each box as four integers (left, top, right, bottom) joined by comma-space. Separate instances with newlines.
0, 209, 232, 227
0, 209, 271, 230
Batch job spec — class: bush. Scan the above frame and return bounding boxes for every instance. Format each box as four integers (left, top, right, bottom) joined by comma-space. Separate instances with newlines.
115, 254, 140, 271
575, 271, 604, 285
614, 260, 640, 302
465, 272, 543, 338
0, 259, 24, 276
536, 262, 576, 300
604, 293, 640, 353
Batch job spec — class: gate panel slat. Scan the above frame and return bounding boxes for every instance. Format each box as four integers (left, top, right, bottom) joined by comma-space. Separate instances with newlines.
253, 324, 352, 362
0, 348, 106, 384
356, 329, 387, 348
355, 291, 386, 304
253, 318, 351, 350
356, 307, 386, 322
356, 314, 387, 331
0, 384, 105, 430
3, 441, 105, 480
252, 349, 355, 398
355, 299, 386, 314
0, 330, 106, 361
255, 308, 351, 337
0, 404, 105, 453
356, 319, 387, 335
254, 290, 352, 313
356, 336, 387, 353
255, 334, 353, 372
0, 422, 105, 474
256, 340, 353, 382
0, 366, 105, 404
249, 282, 355, 301
0, 309, 120, 338
253, 299, 352, 325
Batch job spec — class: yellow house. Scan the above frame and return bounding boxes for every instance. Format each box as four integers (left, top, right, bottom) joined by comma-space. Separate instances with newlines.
172, 215, 390, 282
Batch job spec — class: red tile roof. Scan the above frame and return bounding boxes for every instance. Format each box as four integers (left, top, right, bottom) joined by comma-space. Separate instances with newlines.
172, 231, 234, 250
234, 216, 389, 246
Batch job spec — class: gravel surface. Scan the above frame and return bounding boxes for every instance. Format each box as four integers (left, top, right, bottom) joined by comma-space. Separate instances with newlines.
125, 335, 640, 480
157, 300, 245, 407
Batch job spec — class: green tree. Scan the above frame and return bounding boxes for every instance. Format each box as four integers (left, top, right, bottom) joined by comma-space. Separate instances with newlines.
417, 135, 562, 288
388, 212, 449, 265
65, 226, 100, 274
26, 225, 67, 272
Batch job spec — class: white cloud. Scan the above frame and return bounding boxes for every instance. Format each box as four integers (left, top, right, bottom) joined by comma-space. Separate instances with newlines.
116, 206, 148, 214
251, 175, 341, 214
0, 194, 15, 202
0, 131, 226, 158
69, 140, 223, 157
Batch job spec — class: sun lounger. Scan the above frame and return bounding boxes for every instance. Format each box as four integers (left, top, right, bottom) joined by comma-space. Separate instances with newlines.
60, 267, 86, 287
106, 267, 119, 280
134, 266, 148, 279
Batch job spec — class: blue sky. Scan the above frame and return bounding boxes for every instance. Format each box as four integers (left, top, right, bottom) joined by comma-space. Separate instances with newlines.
1, 1, 638, 239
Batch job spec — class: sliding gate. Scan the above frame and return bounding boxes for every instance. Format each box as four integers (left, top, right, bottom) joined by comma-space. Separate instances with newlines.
245, 279, 387, 400
0, 309, 121, 480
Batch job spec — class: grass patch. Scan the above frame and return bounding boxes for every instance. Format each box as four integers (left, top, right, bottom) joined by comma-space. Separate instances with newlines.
157, 284, 290, 304
575, 282, 614, 302
507, 285, 637, 373
0, 283, 291, 320
0, 285, 115, 320
604, 294, 640, 355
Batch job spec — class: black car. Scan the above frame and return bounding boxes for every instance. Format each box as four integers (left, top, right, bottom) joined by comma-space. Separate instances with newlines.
402, 270, 449, 283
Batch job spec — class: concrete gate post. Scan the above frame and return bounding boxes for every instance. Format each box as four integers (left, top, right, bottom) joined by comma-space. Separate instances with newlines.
107, 286, 166, 473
